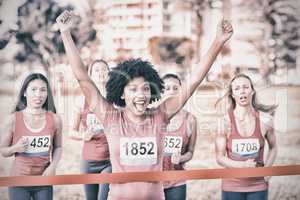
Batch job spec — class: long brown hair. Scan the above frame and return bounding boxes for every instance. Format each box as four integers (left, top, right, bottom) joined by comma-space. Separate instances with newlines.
216, 74, 277, 114
14, 73, 56, 113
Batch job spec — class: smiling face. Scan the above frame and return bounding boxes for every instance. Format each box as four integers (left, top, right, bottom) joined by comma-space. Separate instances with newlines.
163, 77, 181, 96
24, 79, 48, 109
122, 77, 151, 116
231, 77, 253, 107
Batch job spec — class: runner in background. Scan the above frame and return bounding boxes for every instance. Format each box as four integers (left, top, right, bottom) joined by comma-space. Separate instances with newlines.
215, 74, 278, 200
161, 74, 197, 200
0, 73, 62, 200
70, 59, 111, 200
56, 10, 233, 200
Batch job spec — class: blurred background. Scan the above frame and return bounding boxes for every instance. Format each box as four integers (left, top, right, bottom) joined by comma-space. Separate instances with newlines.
0, 0, 300, 199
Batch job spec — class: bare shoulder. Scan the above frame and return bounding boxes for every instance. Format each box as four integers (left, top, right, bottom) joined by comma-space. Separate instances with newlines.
5, 113, 16, 129
1, 113, 16, 140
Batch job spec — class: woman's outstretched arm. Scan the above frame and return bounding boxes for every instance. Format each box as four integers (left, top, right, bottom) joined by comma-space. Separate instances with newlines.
162, 19, 233, 120
56, 10, 112, 123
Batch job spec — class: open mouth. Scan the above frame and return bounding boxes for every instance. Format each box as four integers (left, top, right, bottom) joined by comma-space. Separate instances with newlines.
239, 96, 247, 102
134, 100, 147, 112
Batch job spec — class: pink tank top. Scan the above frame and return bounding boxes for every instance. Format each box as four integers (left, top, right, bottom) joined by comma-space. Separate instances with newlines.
11, 111, 56, 176
222, 110, 267, 192
163, 111, 190, 189
81, 101, 109, 161
103, 106, 167, 200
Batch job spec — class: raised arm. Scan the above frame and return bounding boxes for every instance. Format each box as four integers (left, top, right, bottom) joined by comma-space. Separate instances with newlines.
56, 10, 111, 122
162, 19, 233, 120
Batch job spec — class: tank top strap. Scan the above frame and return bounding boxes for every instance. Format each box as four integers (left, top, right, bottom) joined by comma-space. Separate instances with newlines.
14, 111, 25, 134
45, 111, 56, 135
253, 110, 263, 138
227, 109, 238, 136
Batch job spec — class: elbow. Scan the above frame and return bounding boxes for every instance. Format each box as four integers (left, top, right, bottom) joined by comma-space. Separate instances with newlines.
54, 146, 62, 152
2, 154, 11, 158
52, 146, 62, 160
0, 149, 12, 158
52, 145, 62, 154
184, 151, 194, 163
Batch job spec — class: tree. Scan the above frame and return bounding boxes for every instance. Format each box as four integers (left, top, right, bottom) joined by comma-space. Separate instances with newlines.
0, 0, 96, 70
245, 0, 300, 80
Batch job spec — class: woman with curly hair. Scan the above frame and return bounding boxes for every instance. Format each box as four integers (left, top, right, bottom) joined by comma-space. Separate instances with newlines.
57, 10, 233, 200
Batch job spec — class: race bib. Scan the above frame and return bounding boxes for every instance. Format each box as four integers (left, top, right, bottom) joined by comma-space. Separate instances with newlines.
86, 113, 103, 133
23, 135, 51, 155
164, 135, 183, 155
120, 137, 157, 166
232, 138, 260, 157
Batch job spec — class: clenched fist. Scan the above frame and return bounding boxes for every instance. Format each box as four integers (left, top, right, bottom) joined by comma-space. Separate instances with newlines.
171, 152, 182, 165
215, 19, 233, 44
56, 10, 76, 32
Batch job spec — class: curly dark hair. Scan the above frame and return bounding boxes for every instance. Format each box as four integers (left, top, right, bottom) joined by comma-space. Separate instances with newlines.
106, 58, 164, 107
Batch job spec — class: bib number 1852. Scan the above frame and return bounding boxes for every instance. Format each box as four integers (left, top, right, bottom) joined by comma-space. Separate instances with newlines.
120, 137, 157, 166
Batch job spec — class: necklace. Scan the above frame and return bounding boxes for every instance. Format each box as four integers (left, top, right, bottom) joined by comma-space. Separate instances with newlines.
24, 108, 45, 116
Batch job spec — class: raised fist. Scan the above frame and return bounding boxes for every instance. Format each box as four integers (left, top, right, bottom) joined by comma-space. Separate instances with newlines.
216, 19, 233, 44
56, 10, 76, 32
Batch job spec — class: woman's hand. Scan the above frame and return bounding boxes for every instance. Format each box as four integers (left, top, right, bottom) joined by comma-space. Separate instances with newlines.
215, 19, 233, 44
13, 137, 29, 153
171, 152, 182, 165
42, 165, 56, 176
56, 10, 76, 32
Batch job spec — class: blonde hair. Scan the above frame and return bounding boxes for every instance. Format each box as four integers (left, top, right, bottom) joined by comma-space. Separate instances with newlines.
216, 74, 277, 115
